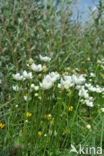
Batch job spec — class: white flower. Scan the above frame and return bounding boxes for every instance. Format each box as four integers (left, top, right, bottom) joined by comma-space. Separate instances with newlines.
95, 87, 102, 93
101, 108, 104, 112
34, 86, 39, 91
31, 84, 35, 89
31, 63, 43, 72
76, 85, 83, 90
15, 105, 18, 108
24, 96, 31, 101
88, 97, 94, 101
12, 85, 22, 91
71, 74, 78, 84
88, 86, 96, 92
85, 83, 92, 88
58, 74, 85, 90
22, 70, 32, 79
24, 96, 27, 101
86, 124, 91, 129
58, 83, 62, 88
40, 80, 53, 90
86, 83, 103, 93
77, 75, 86, 84
22, 70, 28, 78
58, 76, 74, 89
72, 74, 85, 85
85, 99, 94, 107
31, 84, 39, 91
79, 87, 89, 99
54, 130, 57, 136
49, 72, 60, 83
13, 73, 23, 81
34, 93, 38, 97
39, 55, 51, 62
90, 72, 96, 78
40, 72, 60, 90
44, 134, 47, 137
59, 78, 74, 89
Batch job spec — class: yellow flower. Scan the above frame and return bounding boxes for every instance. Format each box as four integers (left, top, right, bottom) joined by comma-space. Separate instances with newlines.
68, 106, 73, 111
26, 112, 32, 117
0, 123, 5, 129
38, 131, 42, 136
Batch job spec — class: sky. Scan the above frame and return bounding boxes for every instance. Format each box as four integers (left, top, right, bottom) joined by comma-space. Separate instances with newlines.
73, 0, 100, 23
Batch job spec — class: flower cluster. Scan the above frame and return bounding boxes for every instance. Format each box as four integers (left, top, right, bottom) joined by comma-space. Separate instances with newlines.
40, 72, 60, 89
85, 83, 104, 93
30, 63, 43, 72
31, 84, 39, 91
58, 74, 86, 89
68, 106, 73, 111
12, 56, 104, 108
26, 112, 32, 117
13, 71, 32, 81
78, 86, 94, 107
39, 55, 51, 62
97, 58, 104, 70
22, 71, 32, 80
12, 85, 22, 91
13, 73, 23, 81
58, 74, 95, 107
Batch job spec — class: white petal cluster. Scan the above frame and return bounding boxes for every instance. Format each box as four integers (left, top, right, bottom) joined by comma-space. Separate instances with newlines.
97, 58, 104, 70
12, 85, 21, 91
48, 72, 60, 83
58, 74, 95, 107
13, 71, 33, 81
39, 55, 51, 62
90, 72, 96, 78
13, 73, 23, 81
78, 86, 89, 99
101, 108, 104, 112
72, 74, 86, 85
58, 74, 85, 89
24, 95, 31, 101
31, 84, 39, 91
85, 83, 104, 93
86, 124, 91, 129
24, 96, 27, 101
58, 76, 74, 89
40, 72, 60, 90
76, 86, 94, 107
85, 99, 94, 107
22, 70, 32, 80
30, 63, 43, 72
